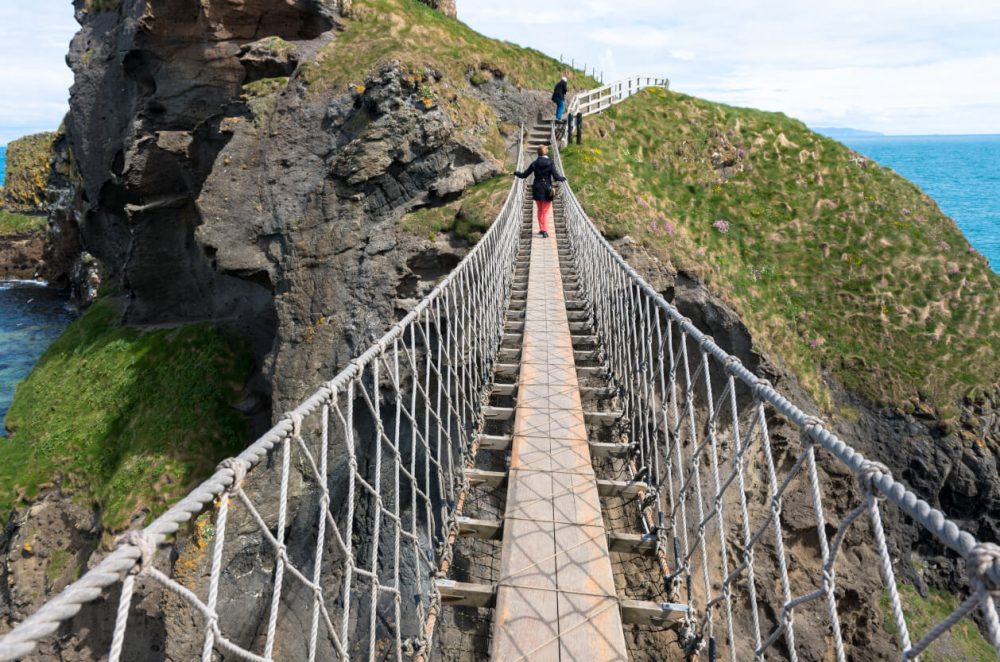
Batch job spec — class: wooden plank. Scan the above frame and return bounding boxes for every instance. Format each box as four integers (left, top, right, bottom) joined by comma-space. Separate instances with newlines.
478, 433, 512, 451
484, 406, 515, 421
589, 441, 632, 459
585, 410, 622, 426
597, 478, 647, 499
607, 531, 657, 555
577, 366, 609, 378
436, 579, 496, 608
466, 468, 508, 488
495, 363, 520, 377
457, 516, 502, 540
619, 599, 688, 627
491, 382, 516, 397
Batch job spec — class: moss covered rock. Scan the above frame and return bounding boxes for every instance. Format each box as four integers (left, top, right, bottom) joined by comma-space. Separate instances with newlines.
1, 132, 57, 213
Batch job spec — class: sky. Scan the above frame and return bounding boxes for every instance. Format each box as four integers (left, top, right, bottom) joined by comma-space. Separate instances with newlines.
461, 0, 1000, 135
1, 1, 999, 145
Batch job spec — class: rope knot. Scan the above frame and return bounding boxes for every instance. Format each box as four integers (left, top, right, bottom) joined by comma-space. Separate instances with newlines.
800, 415, 824, 444
121, 531, 156, 575
751, 376, 773, 398
283, 410, 304, 439
966, 542, 1000, 593
698, 334, 715, 352
858, 460, 891, 497
217, 457, 250, 491
723, 355, 742, 374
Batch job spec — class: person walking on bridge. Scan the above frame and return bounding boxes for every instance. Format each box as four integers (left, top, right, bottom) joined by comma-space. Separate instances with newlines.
552, 74, 568, 121
515, 145, 566, 238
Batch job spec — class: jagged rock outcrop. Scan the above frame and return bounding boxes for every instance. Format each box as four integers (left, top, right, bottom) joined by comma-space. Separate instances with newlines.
421, 0, 457, 17
0, 0, 547, 655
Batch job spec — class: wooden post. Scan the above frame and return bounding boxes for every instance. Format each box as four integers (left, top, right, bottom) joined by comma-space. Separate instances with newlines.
576, 112, 583, 145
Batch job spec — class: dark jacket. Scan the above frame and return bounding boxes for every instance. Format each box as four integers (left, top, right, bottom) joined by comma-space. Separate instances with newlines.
552, 79, 568, 103
515, 156, 567, 201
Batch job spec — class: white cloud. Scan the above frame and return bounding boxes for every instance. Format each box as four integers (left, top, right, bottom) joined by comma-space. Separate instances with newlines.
0, 1, 77, 145
461, 0, 1000, 134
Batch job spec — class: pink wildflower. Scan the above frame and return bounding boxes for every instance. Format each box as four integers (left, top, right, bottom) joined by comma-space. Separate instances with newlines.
939, 241, 950, 251
712, 219, 730, 234
809, 337, 825, 349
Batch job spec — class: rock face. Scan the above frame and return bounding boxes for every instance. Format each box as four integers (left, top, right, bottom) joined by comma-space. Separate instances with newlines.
0, 0, 548, 654
0, 233, 45, 279
422, 0, 458, 17
58, 0, 519, 416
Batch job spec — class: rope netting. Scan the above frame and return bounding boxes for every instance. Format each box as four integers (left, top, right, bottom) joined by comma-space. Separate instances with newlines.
0, 133, 526, 662
552, 123, 1000, 661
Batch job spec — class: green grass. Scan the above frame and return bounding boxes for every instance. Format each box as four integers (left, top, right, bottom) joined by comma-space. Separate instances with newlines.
0, 209, 46, 236
295, 0, 596, 194
560, 88, 1000, 414
402, 173, 512, 242
2, 299, 253, 531
301, 0, 597, 94
881, 585, 996, 661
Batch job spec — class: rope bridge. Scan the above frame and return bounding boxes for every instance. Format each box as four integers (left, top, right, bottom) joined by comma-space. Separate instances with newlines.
0, 82, 996, 661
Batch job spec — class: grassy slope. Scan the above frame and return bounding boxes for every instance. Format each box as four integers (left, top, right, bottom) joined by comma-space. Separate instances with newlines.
302, 0, 597, 94
560, 89, 1000, 416
3, 300, 252, 530
297, 0, 596, 243
881, 585, 995, 661
0, 209, 46, 236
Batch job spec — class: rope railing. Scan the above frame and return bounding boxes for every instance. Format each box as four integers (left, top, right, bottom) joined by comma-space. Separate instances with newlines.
551, 124, 1000, 661
0, 129, 526, 662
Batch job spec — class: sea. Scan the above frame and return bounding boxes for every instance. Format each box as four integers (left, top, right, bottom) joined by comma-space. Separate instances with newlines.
0, 281, 74, 434
1, 146, 76, 434
0, 146, 6, 187
839, 134, 1000, 274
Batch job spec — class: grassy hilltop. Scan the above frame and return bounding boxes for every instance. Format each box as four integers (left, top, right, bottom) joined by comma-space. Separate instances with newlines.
559, 89, 1000, 417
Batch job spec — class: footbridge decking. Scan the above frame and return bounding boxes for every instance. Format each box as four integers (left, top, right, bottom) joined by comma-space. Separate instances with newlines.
491, 170, 628, 660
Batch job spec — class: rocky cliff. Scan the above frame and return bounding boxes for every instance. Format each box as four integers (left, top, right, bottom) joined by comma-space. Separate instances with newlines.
0, 0, 574, 652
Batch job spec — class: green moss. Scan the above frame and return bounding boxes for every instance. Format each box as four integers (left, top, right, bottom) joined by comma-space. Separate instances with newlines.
2, 132, 57, 213
0, 209, 46, 237
402, 174, 511, 243
561, 88, 1000, 413
83, 0, 120, 12
300, 0, 597, 94
2, 299, 253, 531
881, 585, 995, 661
45, 549, 72, 582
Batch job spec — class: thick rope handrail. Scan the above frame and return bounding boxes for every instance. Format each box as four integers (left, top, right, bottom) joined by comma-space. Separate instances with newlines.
0, 129, 528, 661
550, 121, 1000, 659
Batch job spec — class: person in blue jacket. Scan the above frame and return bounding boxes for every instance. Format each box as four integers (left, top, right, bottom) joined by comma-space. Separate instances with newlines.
552, 75, 568, 121
515, 145, 567, 238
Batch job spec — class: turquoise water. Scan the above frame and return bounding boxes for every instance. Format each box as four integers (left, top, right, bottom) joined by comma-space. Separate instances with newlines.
842, 134, 1000, 273
0, 146, 6, 187
0, 281, 75, 435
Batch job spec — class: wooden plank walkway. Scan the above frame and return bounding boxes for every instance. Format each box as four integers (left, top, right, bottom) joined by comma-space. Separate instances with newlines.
491, 200, 628, 661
